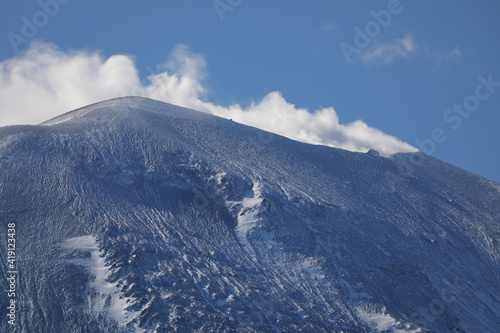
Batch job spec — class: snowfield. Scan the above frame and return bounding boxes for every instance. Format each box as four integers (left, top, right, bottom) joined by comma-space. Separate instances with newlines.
0, 96, 499, 332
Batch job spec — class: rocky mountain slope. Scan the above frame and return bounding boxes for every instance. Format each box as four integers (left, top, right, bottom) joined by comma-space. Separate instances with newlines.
0, 97, 499, 332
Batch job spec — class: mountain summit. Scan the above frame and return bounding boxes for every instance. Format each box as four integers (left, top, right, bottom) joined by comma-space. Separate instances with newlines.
1, 97, 499, 332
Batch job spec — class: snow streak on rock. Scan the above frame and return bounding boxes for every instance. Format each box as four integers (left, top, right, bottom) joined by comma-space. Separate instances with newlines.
356, 307, 422, 333
226, 181, 263, 262
64, 236, 143, 332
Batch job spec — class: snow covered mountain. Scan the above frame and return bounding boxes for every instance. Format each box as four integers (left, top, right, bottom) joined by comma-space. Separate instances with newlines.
0, 96, 499, 332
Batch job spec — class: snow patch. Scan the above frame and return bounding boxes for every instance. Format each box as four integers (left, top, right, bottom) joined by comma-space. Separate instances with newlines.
299, 257, 326, 279
226, 181, 263, 262
0, 134, 18, 150
0, 134, 25, 157
64, 236, 144, 332
356, 307, 421, 333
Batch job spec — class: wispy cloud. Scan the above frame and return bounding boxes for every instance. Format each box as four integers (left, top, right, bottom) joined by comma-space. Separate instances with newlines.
0, 41, 416, 156
361, 34, 418, 64
435, 46, 462, 64
320, 22, 338, 32
361, 34, 462, 66
450, 46, 461, 58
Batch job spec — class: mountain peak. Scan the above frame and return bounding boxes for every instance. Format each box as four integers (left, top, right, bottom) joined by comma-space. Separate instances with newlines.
41, 96, 194, 126
1, 98, 499, 332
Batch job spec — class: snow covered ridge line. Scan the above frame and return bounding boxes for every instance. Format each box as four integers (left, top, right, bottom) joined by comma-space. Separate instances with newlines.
35, 95, 416, 157
40, 98, 144, 126
63, 236, 144, 332
1, 40, 415, 154
40, 96, 209, 127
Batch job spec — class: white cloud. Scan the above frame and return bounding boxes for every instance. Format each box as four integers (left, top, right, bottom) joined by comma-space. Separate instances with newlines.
0, 41, 416, 156
362, 34, 418, 64
0, 41, 142, 125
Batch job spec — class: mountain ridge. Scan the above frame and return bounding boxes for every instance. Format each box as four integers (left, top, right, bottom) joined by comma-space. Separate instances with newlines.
0, 97, 499, 332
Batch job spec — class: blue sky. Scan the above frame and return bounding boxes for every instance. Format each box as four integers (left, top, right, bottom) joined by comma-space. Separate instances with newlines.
0, 0, 499, 182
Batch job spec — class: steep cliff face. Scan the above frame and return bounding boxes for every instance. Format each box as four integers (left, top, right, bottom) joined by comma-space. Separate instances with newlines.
0, 97, 499, 332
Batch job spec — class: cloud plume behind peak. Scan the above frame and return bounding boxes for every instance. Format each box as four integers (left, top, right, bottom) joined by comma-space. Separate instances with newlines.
0, 41, 416, 156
